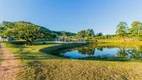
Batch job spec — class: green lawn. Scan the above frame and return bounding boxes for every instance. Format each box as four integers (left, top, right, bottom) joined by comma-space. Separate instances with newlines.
2, 41, 142, 80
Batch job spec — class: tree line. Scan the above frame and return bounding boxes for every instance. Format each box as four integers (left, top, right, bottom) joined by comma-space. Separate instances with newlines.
116, 21, 142, 40
1, 20, 141, 44
75, 21, 142, 40
75, 29, 113, 39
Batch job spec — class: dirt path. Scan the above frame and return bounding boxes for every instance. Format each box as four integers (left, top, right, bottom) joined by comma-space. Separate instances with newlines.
0, 44, 21, 80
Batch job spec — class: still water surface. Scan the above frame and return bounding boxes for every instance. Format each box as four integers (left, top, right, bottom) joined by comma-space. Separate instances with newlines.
60, 45, 142, 60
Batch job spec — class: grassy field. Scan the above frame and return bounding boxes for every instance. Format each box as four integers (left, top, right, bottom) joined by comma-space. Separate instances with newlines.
98, 39, 142, 45
19, 60, 142, 80
2, 41, 142, 80
93, 39, 142, 48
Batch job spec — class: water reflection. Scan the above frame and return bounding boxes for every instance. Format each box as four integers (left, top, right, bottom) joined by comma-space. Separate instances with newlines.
77, 46, 95, 56
117, 48, 128, 58
96, 47, 103, 52
60, 45, 142, 60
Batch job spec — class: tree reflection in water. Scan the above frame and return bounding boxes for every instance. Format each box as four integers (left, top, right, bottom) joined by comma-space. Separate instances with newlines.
117, 48, 128, 58
117, 47, 142, 60
60, 45, 142, 60
77, 46, 95, 56
76, 46, 117, 56
96, 47, 103, 52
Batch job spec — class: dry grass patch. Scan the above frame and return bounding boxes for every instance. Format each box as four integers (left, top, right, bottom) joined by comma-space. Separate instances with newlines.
19, 60, 142, 80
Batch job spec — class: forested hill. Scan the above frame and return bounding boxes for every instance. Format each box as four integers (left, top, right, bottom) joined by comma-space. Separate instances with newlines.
40, 27, 76, 36
0, 21, 76, 36
52, 31, 76, 36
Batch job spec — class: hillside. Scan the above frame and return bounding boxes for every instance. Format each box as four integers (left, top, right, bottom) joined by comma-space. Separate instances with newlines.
0, 21, 76, 37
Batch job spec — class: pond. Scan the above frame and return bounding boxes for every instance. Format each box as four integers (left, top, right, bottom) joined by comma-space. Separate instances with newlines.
59, 45, 142, 61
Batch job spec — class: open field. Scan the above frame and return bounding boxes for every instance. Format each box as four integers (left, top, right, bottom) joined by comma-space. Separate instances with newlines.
93, 39, 142, 48
2, 41, 142, 80
20, 60, 142, 80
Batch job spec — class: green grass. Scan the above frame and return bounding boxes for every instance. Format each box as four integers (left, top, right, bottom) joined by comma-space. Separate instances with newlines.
2, 41, 142, 80
93, 39, 142, 48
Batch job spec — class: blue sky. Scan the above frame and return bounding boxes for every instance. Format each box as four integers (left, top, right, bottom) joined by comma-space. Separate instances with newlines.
0, 0, 142, 34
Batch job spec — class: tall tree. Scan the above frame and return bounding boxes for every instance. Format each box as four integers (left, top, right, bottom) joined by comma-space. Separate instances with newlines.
96, 32, 103, 36
85, 29, 94, 37
61, 31, 67, 37
130, 21, 142, 36
77, 30, 86, 38
90, 29, 95, 36
116, 22, 128, 39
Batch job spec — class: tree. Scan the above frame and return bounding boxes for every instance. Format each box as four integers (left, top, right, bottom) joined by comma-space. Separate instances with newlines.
61, 31, 67, 37
130, 21, 142, 37
77, 30, 86, 38
96, 32, 103, 36
85, 29, 94, 37
0, 21, 15, 37
90, 29, 95, 36
116, 22, 128, 39
0, 21, 55, 45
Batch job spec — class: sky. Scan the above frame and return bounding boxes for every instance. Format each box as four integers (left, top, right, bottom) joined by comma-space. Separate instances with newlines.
0, 0, 142, 34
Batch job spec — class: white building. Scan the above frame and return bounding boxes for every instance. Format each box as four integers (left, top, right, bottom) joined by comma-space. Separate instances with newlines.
0, 36, 16, 42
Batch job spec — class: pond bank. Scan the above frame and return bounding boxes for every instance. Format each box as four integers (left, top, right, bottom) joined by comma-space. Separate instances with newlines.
2, 42, 142, 80
39, 43, 86, 54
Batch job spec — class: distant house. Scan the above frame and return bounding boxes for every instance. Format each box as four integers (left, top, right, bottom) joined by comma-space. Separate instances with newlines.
56, 36, 86, 43
0, 36, 7, 41
0, 36, 16, 42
